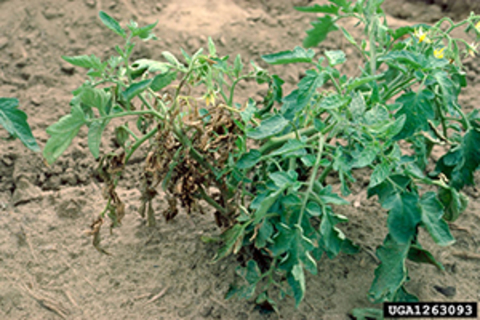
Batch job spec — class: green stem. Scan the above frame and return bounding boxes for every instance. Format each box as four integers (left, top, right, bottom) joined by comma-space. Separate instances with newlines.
369, 16, 378, 76
259, 126, 318, 155
298, 135, 325, 225
329, 74, 342, 94
119, 124, 139, 141
197, 184, 228, 216
382, 76, 415, 101
228, 74, 255, 106
125, 126, 158, 163
317, 164, 333, 185
87, 109, 164, 123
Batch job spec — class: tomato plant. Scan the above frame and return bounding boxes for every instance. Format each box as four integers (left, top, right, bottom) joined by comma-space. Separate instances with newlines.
43, 0, 480, 312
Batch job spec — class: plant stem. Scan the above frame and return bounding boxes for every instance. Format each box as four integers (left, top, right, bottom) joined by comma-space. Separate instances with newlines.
259, 126, 318, 155
228, 74, 255, 106
88, 109, 164, 123
119, 124, 139, 141
197, 184, 228, 216
125, 126, 158, 163
298, 135, 325, 225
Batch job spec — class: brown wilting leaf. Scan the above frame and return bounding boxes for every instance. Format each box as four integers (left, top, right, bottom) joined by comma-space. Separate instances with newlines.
162, 196, 178, 222
86, 218, 111, 256
138, 201, 146, 218
109, 151, 126, 174
147, 201, 156, 227
116, 201, 125, 224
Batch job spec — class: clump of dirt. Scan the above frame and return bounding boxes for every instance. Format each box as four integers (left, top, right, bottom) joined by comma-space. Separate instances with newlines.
0, 0, 479, 319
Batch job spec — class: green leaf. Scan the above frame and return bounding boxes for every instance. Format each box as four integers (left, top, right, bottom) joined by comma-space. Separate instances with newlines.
303, 15, 339, 48
294, 4, 339, 14
438, 187, 468, 222
352, 143, 381, 168
393, 285, 419, 302
233, 54, 244, 78
450, 129, 480, 190
162, 51, 183, 69
0, 98, 40, 152
43, 105, 86, 164
207, 37, 216, 56
79, 86, 110, 115
62, 55, 103, 70
368, 235, 410, 303
236, 149, 262, 169
255, 219, 273, 248
325, 50, 346, 66
348, 91, 366, 120
407, 244, 444, 271
391, 26, 415, 41
350, 308, 383, 320
319, 94, 350, 110
306, 201, 322, 217
151, 71, 177, 92
320, 206, 348, 258
88, 120, 108, 159
262, 46, 315, 65
132, 21, 158, 40
240, 98, 256, 124
296, 70, 328, 112
287, 264, 306, 308
270, 139, 307, 157
318, 185, 350, 205
346, 74, 383, 91
369, 161, 390, 188
383, 192, 422, 244
340, 26, 357, 45
432, 70, 459, 116
420, 192, 455, 246
99, 11, 126, 38
131, 59, 170, 73
213, 224, 247, 262
269, 170, 297, 188
122, 79, 153, 102
253, 187, 286, 223
379, 51, 426, 70
247, 115, 288, 140
236, 260, 261, 285
394, 90, 435, 139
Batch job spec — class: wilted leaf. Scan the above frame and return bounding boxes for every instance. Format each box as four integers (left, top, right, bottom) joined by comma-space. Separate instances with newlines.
420, 192, 455, 246
368, 235, 409, 303
450, 129, 480, 190
383, 192, 422, 244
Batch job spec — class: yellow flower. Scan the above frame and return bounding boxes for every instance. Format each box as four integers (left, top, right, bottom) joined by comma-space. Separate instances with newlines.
434, 47, 446, 59
414, 27, 431, 44
468, 42, 478, 57
475, 21, 480, 32
204, 91, 216, 106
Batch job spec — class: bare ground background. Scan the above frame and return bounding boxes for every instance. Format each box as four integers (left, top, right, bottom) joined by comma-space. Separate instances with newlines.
0, 0, 479, 319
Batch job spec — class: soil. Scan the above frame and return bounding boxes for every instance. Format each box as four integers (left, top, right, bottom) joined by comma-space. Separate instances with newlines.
1, 0, 479, 319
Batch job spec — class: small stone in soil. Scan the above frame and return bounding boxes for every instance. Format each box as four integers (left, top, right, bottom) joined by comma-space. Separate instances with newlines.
433, 285, 456, 297
12, 177, 42, 206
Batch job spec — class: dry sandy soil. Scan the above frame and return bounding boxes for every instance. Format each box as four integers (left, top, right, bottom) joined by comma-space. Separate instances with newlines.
0, 0, 479, 319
